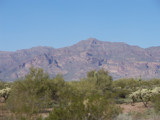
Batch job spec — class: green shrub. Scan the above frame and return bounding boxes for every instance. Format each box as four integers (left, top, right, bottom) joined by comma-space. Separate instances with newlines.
6, 67, 54, 115
151, 94, 160, 113
113, 78, 139, 91
46, 95, 122, 120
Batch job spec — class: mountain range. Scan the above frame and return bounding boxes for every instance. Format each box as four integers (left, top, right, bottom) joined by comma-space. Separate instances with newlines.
1, 38, 160, 81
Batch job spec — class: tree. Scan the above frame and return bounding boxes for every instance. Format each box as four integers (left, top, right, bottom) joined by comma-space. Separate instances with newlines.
87, 69, 113, 94
6, 67, 54, 115
96, 69, 113, 92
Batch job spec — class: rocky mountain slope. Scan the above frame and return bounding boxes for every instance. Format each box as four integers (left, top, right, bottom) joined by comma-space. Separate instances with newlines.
1, 38, 160, 81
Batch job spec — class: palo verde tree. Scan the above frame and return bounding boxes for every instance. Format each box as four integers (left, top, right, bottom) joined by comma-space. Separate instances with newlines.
6, 67, 55, 115
87, 69, 113, 95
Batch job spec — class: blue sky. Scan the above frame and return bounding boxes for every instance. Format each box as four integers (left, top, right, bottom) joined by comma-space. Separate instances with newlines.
0, 0, 160, 51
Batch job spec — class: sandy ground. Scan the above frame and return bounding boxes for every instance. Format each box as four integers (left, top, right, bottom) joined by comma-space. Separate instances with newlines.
120, 102, 152, 113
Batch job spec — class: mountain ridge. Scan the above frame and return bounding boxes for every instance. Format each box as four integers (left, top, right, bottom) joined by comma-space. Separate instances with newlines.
1, 38, 160, 81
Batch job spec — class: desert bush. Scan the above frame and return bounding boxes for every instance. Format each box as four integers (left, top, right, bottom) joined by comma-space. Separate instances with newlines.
86, 69, 113, 95
0, 87, 11, 101
45, 95, 122, 120
129, 87, 160, 107
148, 79, 160, 87
113, 78, 139, 91
113, 87, 130, 98
129, 89, 153, 107
6, 67, 55, 115
69, 79, 97, 98
151, 94, 160, 113
95, 69, 113, 92
0, 81, 8, 89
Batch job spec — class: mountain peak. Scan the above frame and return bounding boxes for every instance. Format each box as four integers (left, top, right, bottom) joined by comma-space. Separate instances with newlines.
76, 38, 100, 45
87, 37, 98, 41
86, 38, 100, 44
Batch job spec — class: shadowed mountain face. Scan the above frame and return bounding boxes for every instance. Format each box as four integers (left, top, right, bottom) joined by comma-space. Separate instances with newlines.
1, 38, 160, 81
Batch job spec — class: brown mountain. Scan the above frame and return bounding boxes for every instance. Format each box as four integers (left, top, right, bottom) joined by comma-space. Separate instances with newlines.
1, 38, 160, 81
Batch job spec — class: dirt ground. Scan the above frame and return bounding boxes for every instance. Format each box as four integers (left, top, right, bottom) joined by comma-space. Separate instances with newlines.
120, 102, 152, 113
0, 102, 52, 119
0, 103, 10, 119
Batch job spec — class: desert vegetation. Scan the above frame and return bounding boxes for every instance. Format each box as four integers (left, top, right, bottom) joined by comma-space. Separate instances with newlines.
1, 67, 160, 120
